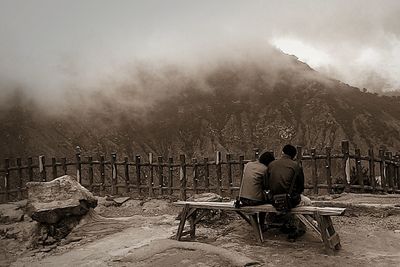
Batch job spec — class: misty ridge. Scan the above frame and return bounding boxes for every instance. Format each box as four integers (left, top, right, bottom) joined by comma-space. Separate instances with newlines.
1, 46, 331, 114
1, 45, 400, 160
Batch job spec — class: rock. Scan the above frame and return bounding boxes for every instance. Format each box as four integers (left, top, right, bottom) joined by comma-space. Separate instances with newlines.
394, 230, 400, 233
39, 244, 57, 252
60, 235, 83, 246
188, 193, 223, 202
26, 175, 97, 224
0, 203, 24, 224
142, 199, 169, 214
44, 236, 57, 245
113, 197, 131, 205
121, 199, 143, 208
14, 200, 28, 209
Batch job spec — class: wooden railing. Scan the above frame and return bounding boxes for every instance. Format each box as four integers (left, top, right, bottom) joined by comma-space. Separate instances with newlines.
0, 140, 399, 203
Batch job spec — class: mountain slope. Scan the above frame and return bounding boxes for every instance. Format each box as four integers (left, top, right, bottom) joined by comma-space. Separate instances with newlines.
1, 48, 400, 159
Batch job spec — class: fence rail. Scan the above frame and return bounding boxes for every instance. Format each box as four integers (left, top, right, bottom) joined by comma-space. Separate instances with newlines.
1, 140, 400, 203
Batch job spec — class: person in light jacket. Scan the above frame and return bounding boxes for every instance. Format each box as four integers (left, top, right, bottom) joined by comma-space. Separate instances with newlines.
239, 149, 275, 231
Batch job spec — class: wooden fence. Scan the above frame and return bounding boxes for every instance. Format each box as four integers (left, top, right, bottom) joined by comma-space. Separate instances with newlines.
0, 141, 399, 203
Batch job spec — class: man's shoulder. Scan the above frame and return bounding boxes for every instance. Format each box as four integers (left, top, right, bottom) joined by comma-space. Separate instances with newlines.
269, 158, 300, 168
246, 161, 267, 170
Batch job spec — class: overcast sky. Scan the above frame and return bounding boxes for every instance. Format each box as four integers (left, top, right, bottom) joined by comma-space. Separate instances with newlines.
1, 0, 400, 102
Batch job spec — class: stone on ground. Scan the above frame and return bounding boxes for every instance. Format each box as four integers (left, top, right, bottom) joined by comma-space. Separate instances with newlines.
26, 175, 97, 224
112, 197, 131, 205
0, 202, 25, 224
142, 199, 169, 214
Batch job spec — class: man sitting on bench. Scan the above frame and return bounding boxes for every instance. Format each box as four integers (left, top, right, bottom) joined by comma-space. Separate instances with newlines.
267, 144, 311, 241
238, 149, 275, 232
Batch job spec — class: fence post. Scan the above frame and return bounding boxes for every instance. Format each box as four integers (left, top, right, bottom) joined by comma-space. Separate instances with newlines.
239, 155, 245, 181
216, 151, 222, 196
111, 153, 117, 195
192, 158, 198, 194
51, 158, 57, 179
27, 157, 33, 182
311, 148, 318, 194
76, 151, 82, 183
180, 154, 187, 200
147, 153, 153, 197
4, 159, 10, 202
341, 141, 350, 192
396, 153, 400, 191
355, 148, 363, 192
386, 152, 394, 192
88, 156, 94, 191
158, 156, 163, 196
16, 158, 23, 199
39, 155, 46, 182
123, 156, 130, 195
204, 157, 210, 192
100, 155, 105, 195
296, 146, 303, 167
379, 149, 387, 192
61, 157, 67, 175
226, 153, 233, 196
325, 147, 332, 193
368, 149, 376, 192
167, 157, 173, 195
135, 155, 141, 195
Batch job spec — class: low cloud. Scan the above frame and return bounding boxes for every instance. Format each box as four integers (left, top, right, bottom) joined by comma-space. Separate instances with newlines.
0, 0, 399, 109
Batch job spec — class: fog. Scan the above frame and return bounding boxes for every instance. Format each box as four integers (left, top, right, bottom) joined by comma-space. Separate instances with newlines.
1, 0, 399, 108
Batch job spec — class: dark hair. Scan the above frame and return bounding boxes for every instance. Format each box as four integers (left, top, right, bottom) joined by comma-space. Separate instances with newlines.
283, 144, 297, 159
259, 151, 275, 166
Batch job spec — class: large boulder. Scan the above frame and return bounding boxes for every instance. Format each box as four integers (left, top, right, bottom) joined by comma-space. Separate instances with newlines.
26, 175, 97, 224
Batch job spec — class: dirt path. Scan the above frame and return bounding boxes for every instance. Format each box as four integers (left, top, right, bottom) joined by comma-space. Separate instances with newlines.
13, 214, 178, 267
7, 195, 400, 266
13, 212, 257, 267
13, 214, 400, 267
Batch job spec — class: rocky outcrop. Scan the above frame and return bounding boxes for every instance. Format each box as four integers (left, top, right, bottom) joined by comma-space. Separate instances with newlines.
26, 175, 97, 224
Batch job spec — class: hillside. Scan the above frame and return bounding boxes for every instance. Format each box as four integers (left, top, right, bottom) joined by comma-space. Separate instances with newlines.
1, 48, 400, 160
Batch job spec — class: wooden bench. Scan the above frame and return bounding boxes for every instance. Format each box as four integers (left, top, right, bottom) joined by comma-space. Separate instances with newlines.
174, 201, 346, 254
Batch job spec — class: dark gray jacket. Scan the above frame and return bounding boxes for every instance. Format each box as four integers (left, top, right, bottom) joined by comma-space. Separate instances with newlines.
267, 154, 304, 197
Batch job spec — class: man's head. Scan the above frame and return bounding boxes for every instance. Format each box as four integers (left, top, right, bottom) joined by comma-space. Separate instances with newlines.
259, 149, 275, 166
282, 144, 297, 159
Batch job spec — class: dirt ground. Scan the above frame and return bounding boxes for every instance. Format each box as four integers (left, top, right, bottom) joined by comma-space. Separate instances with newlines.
2, 193, 400, 266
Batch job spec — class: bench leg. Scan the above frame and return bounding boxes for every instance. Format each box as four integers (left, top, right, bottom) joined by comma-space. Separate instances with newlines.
236, 211, 251, 225
193, 209, 209, 225
176, 204, 190, 241
249, 213, 264, 244
189, 209, 197, 239
314, 212, 341, 254
296, 214, 322, 241
324, 216, 341, 250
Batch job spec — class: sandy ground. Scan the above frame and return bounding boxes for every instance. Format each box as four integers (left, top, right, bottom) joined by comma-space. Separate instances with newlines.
2, 193, 400, 266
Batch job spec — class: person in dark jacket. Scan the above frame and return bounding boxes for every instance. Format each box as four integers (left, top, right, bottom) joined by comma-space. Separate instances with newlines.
239, 149, 275, 231
267, 144, 311, 241
267, 144, 305, 207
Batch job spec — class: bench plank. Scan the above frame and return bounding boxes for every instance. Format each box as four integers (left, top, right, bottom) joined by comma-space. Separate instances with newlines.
174, 201, 346, 216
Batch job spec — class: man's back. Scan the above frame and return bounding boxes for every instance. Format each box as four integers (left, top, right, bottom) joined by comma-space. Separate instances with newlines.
268, 155, 304, 196
239, 161, 268, 202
